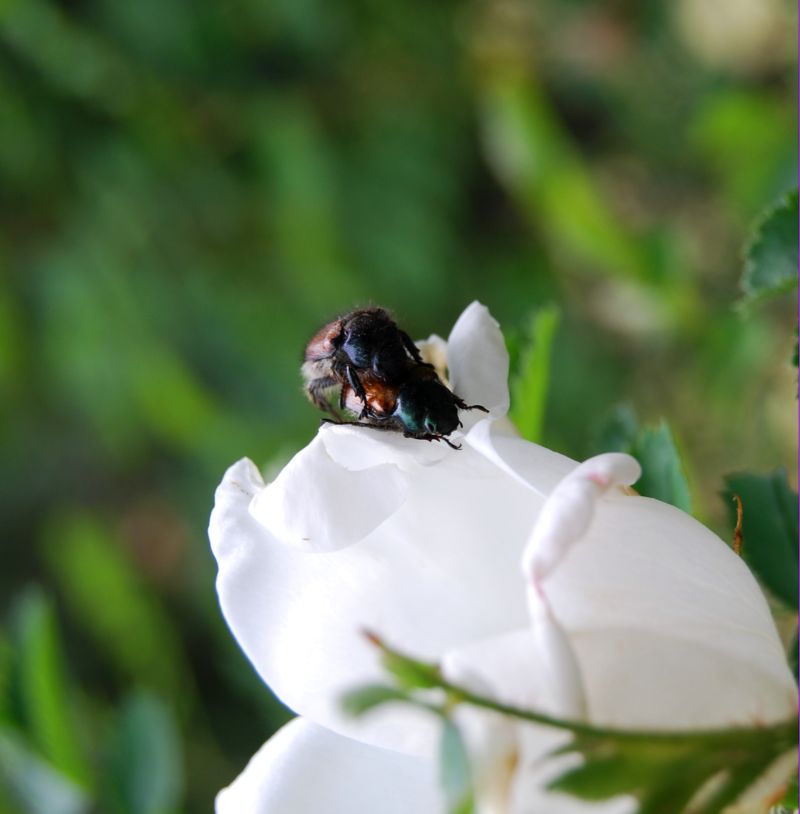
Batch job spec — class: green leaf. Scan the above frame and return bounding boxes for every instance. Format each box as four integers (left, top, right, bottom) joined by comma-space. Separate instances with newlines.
439, 718, 474, 814
589, 403, 639, 455
0, 728, 89, 814
741, 189, 799, 305
0, 633, 12, 727
723, 470, 799, 608
480, 80, 647, 285
340, 685, 410, 717
104, 692, 182, 814
10, 590, 91, 788
629, 422, 692, 513
42, 513, 190, 704
359, 637, 797, 814
378, 647, 441, 691
509, 305, 560, 443
590, 410, 692, 513
551, 730, 793, 814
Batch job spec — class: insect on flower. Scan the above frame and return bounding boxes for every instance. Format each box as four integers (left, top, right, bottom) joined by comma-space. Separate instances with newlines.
302, 307, 487, 449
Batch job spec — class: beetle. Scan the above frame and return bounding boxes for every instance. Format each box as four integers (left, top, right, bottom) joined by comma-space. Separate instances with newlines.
302, 307, 487, 448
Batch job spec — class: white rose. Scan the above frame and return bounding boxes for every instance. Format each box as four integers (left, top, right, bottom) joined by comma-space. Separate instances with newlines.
209, 303, 796, 813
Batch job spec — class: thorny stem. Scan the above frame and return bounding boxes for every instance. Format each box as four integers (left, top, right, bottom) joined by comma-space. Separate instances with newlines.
732, 493, 744, 555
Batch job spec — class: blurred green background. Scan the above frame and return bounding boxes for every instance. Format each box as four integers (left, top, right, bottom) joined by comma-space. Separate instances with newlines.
0, 0, 796, 811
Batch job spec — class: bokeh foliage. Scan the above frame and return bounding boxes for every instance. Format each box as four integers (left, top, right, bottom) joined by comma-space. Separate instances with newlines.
0, 0, 795, 810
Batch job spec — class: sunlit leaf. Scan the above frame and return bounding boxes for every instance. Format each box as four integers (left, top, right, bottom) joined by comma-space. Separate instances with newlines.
0, 728, 89, 814
780, 773, 798, 808
510, 305, 560, 443
10, 590, 90, 788
0, 634, 11, 727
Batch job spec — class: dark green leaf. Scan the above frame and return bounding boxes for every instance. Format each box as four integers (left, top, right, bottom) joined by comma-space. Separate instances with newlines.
104, 692, 182, 814
11, 590, 90, 787
509, 305, 560, 443
630, 422, 692, 513
723, 470, 799, 608
589, 403, 639, 454
590, 412, 693, 513
551, 731, 793, 814
548, 738, 698, 801
0, 728, 89, 814
340, 685, 410, 717
439, 718, 474, 814
741, 189, 799, 304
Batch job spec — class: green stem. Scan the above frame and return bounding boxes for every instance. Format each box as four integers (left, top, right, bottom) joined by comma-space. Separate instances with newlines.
372, 634, 798, 749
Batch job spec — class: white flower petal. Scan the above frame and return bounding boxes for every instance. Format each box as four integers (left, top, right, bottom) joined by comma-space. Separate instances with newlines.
539, 493, 797, 726
447, 302, 510, 419
416, 333, 449, 383
465, 417, 577, 496
530, 600, 587, 718
249, 434, 409, 552
216, 718, 442, 814
442, 629, 552, 712
572, 626, 795, 728
210, 452, 541, 754
523, 453, 642, 584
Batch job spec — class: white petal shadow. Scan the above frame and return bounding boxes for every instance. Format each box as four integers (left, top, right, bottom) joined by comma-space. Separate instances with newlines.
250, 434, 409, 552
465, 418, 577, 497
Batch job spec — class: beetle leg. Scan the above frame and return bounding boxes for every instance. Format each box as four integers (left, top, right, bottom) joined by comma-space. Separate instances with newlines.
399, 330, 433, 367
404, 431, 462, 450
306, 376, 340, 414
454, 396, 489, 413
340, 363, 368, 404
320, 418, 358, 427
